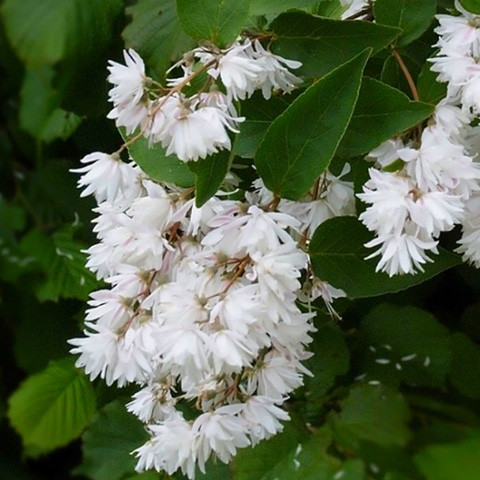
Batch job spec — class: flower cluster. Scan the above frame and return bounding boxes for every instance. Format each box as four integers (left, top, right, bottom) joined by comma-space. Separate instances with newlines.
69, 154, 317, 477
357, 1, 480, 275
107, 38, 301, 162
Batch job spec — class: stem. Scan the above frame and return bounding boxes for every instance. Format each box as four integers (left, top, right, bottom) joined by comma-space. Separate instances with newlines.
391, 48, 419, 101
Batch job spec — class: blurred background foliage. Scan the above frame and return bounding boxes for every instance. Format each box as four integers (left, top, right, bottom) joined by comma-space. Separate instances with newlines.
0, 0, 480, 479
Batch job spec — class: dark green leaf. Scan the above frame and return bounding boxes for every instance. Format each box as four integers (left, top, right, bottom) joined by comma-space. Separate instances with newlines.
357, 304, 452, 388
176, 0, 250, 47
189, 149, 230, 207
255, 50, 369, 200
1, 0, 123, 67
337, 77, 434, 158
249, 0, 318, 15
329, 384, 411, 450
458, 0, 480, 14
270, 12, 401, 79
417, 60, 447, 105
76, 400, 149, 480
315, 0, 349, 19
448, 333, 480, 399
123, 0, 194, 77
374, 0, 436, 47
20, 225, 100, 302
309, 216, 462, 298
414, 437, 480, 480
122, 131, 195, 188
7, 357, 96, 451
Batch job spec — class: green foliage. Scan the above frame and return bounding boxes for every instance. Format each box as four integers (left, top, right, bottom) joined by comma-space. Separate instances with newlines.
309, 216, 461, 298
270, 12, 401, 79
7, 357, 96, 452
255, 51, 369, 199
337, 77, 434, 158
374, 0, 437, 47
76, 400, 149, 480
459, 0, 480, 13
176, 0, 251, 47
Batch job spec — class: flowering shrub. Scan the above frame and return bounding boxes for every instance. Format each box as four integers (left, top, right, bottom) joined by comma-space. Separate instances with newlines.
3, 0, 480, 479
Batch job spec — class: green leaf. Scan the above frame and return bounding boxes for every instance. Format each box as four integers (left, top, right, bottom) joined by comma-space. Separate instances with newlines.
309, 216, 462, 298
329, 384, 411, 451
122, 132, 195, 188
20, 67, 81, 142
233, 417, 309, 480
176, 0, 250, 47
77, 400, 150, 480
20, 225, 100, 302
255, 50, 369, 200
448, 333, 480, 399
189, 149, 230, 207
357, 304, 452, 388
122, 0, 194, 77
374, 0, 436, 47
315, 0, 349, 19
270, 12, 401, 80
414, 437, 480, 480
1, 0, 123, 67
417, 60, 448, 105
458, 0, 480, 14
236, 92, 295, 159
337, 77, 434, 158
7, 357, 96, 452
249, 0, 317, 15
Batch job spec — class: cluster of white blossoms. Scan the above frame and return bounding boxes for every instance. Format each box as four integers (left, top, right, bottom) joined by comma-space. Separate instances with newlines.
358, 1, 480, 276
68, 38, 343, 479
107, 37, 301, 162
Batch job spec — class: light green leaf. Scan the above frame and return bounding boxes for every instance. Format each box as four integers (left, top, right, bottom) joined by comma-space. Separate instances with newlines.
374, 0, 437, 47
270, 12, 401, 79
1, 0, 122, 67
309, 216, 462, 298
458, 0, 480, 14
415, 437, 480, 480
329, 384, 411, 451
8, 357, 96, 452
189, 149, 230, 207
337, 77, 434, 158
122, 0, 194, 77
255, 50, 369, 200
176, 0, 250, 47
249, 0, 317, 15
448, 333, 480, 399
20, 225, 100, 302
76, 400, 149, 480
357, 304, 452, 388
315, 0, 349, 19
122, 132, 195, 188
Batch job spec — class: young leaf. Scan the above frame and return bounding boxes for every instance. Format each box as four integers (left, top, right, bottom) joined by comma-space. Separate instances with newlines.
76, 400, 148, 480
357, 304, 452, 389
7, 357, 96, 452
309, 216, 461, 299
270, 12, 401, 79
374, 0, 437, 47
255, 50, 370, 200
122, 0, 194, 77
337, 77, 434, 158
176, 0, 250, 47
188, 149, 230, 207
329, 384, 411, 451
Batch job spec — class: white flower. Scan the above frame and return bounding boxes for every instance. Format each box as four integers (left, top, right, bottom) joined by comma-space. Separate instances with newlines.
367, 138, 405, 167
107, 49, 150, 133
193, 405, 250, 471
71, 152, 141, 204
127, 384, 176, 422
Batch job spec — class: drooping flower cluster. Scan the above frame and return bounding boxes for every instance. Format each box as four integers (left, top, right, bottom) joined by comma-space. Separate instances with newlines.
106, 38, 301, 162
357, 1, 480, 275
69, 155, 316, 477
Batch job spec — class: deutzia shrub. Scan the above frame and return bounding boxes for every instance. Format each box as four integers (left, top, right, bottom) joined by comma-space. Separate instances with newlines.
60, 0, 480, 478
